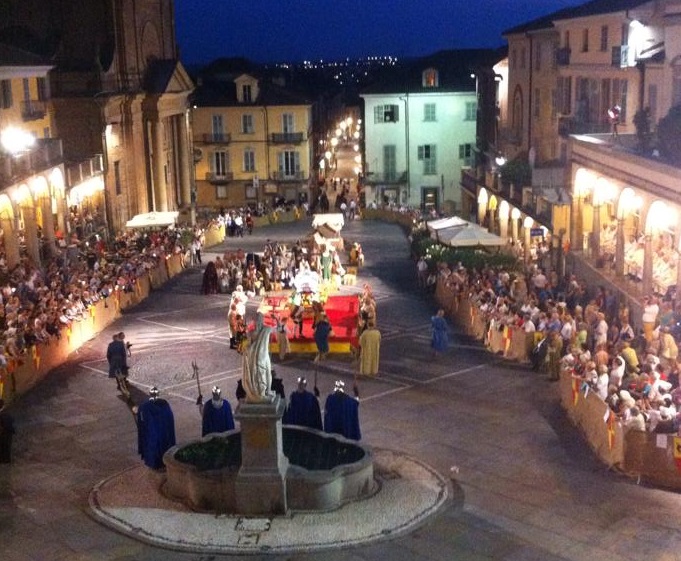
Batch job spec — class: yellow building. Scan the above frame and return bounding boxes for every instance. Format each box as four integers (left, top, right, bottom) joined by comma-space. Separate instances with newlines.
192, 73, 313, 210
0, 43, 67, 268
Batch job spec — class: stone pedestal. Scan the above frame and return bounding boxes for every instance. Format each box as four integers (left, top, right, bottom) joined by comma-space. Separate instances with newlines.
234, 396, 288, 515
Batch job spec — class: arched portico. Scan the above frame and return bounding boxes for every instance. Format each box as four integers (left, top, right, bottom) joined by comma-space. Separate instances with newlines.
15, 183, 40, 266
0, 194, 19, 269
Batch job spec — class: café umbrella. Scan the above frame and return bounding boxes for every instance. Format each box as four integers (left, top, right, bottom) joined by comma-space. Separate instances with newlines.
439, 224, 505, 248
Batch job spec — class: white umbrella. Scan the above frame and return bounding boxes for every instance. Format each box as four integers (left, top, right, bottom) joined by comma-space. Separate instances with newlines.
431, 223, 470, 242
426, 216, 469, 232
125, 211, 179, 229
440, 224, 505, 247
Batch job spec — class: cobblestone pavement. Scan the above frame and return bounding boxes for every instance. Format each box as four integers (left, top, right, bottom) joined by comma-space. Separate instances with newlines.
2, 217, 681, 561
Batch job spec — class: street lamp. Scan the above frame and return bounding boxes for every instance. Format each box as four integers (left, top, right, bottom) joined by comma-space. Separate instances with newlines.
1, 126, 35, 154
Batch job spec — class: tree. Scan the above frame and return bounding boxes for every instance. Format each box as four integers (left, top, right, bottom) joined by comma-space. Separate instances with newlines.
657, 104, 681, 165
499, 159, 532, 187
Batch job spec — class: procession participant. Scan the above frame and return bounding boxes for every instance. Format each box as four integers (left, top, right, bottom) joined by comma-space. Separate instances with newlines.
136, 387, 176, 470
358, 319, 381, 376
283, 377, 322, 430
324, 380, 361, 440
431, 309, 449, 357
227, 303, 239, 349
313, 312, 334, 363
199, 386, 235, 437
106, 332, 129, 393
274, 314, 291, 361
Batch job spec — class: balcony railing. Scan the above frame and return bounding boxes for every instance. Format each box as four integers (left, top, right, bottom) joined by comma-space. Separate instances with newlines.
201, 133, 231, 144
66, 154, 104, 187
555, 47, 571, 66
270, 132, 304, 144
21, 99, 47, 121
558, 116, 612, 137
205, 171, 233, 183
270, 171, 306, 181
363, 171, 407, 184
0, 138, 63, 189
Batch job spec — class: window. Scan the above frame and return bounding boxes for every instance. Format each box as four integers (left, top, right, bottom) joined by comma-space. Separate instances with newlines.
212, 150, 229, 176
556, 76, 572, 114
422, 68, 439, 87
242, 84, 252, 103
43, 127, 50, 138
242, 114, 254, 134
621, 23, 629, 46
114, 161, 122, 195
212, 114, 224, 140
459, 143, 474, 167
216, 185, 228, 199
564, 31, 571, 49
534, 43, 542, 72
582, 28, 589, 52
282, 113, 294, 133
37, 77, 47, 101
243, 148, 255, 172
374, 104, 399, 123
383, 145, 396, 180
279, 151, 300, 178
1, 80, 12, 108
600, 25, 609, 52
423, 103, 436, 122
533, 88, 541, 118
465, 101, 477, 121
648, 84, 658, 123
418, 144, 437, 175
22, 78, 30, 103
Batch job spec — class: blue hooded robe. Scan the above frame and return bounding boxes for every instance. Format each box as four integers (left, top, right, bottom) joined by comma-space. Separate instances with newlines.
202, 398, 235, 436
283, 390, 322, 430
324, 390, 361, 441
137, 398, 176, 469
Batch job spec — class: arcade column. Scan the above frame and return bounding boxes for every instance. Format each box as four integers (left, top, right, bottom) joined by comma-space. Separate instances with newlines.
642, 234, 653, 296
591, 203, 602, 261
21, 205, 40, 266
152, 119, 168, 212
0, 213, 19, 269
178, 112, 192, 210
615, 219, 625, 277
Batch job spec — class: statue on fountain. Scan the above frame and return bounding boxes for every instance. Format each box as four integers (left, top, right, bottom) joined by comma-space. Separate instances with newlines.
242, 312, 275, 402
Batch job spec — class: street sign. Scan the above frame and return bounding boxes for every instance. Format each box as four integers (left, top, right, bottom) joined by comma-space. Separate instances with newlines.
530, 228, 544, 237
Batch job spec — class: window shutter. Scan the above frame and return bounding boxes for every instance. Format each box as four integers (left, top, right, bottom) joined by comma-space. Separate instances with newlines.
418, 146, 424, 160
278, 152, 284, 172
459, 145, 465, 159
294, 152, 300, 173
392, 105, 399, 121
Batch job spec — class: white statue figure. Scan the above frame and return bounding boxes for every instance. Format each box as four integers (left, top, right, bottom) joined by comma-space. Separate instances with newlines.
242, 312, 274, 402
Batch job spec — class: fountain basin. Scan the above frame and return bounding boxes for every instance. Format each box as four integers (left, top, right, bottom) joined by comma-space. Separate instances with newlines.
164, 426, 375, 513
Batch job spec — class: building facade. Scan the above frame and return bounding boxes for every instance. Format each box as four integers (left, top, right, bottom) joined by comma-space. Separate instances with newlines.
361, 50, 502, 212
1, 0, 194, 233
192, 72, 313, 210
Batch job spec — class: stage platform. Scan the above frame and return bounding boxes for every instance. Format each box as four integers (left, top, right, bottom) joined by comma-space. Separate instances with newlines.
259, 294, 359, 355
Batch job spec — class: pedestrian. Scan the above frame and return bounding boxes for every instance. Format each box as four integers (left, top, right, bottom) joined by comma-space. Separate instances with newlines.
349, 199, 357, 220
417, 256, 429, 289
190, 237, 202, 265
0, 399, 15, 464
431, 309, 449, 357
283, 377, 322, 430
274, 314, 291, 361
358, 319, 381, 376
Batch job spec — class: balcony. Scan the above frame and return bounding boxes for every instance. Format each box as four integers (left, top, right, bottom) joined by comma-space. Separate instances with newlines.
270, 171, 306, 181
205, 171, 233, 183
0, 138, 63, 189
363, 171, 407, 184
558, 116, 611, 137
66, 154, 104, 187
21, 99, 47, 121
270, 132, 304, 144
555, 47, 571, 66
201, 133, 231, 144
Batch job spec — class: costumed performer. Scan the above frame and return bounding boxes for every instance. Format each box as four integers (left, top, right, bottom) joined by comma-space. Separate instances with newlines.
359, 319, 381, 376
199, 385, 235, 436
242, 312, 274, 401
324, 380, 361, 440
283, 377, 322, 430
431, 309, 449, 357
137, 387, 176, 470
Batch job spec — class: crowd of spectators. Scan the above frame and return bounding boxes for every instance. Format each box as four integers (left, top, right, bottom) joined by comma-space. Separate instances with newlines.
434, 253, 681, 435
0, 219, 219, 367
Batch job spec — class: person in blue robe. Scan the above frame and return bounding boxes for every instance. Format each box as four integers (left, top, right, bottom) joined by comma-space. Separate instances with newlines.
431, 309, 449, 356
323, 381, 361, 440
314, 312, 333, 362
283, 377, 322, 430
137, 387, 176, 469
200, 386, 235, 437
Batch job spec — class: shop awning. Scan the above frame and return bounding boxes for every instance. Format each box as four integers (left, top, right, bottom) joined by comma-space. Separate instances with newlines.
426, 216, 469, 232
125, 211, 179, 229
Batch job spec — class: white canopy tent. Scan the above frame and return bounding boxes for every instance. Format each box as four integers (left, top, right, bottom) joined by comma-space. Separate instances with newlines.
439, 224, 505, 248
312, 213, 345, 234
125, 211, 179, 229
426, 216, 469, 232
